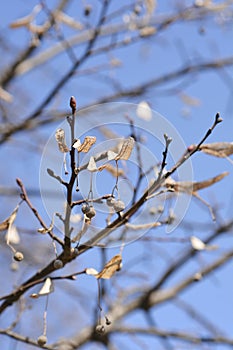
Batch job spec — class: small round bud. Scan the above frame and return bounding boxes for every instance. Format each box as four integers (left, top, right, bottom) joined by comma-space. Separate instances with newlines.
113, 199, 125, 213
14, 251, 24, 262
106, 197, 115, 207
84, 4, 92, 16
53, 259, 63, 269
81, 203, 90, 214
95, 324, 105, 334
37, 335, 47, 346
86, 206, 96, 219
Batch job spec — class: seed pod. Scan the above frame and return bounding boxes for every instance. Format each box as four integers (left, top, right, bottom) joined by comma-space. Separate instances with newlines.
106, 197, 116, 207
86, 206, 96, 219
81, 203, 90, 214
14, 251, 24, 262
113, 199, 125, 213
53, 259, 63, 269
37, 335, 47, 346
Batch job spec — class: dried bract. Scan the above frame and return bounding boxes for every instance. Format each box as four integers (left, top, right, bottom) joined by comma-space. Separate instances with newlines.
115, 137, 135, 160
96, 254, 122, 279
77, 136, 96, 153
55, 128, 69, 153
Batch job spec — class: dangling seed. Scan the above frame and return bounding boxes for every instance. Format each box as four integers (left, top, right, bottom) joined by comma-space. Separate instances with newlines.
81, 203, 90, 214
86, 206, 96, 219
14, 251, 24, 262
113, 199, 125, 213
106, 197, 116, 207
37, 335, 47, 346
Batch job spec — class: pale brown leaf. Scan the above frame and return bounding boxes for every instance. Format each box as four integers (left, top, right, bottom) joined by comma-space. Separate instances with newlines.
98, 164, 124, 177
165, 172, 229, 194
115, 137, 135, 161
200, 142, 233, 158
96, 254, 122, 279
77, 136, 96, 153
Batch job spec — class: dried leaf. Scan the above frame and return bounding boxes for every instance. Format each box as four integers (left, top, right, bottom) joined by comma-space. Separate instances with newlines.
101, 164, 124, 177
85, 268, 99, 276
77, 136, 96, 153
0, 219, 9, 232
72, 139, 81, 149
200, 142, 233, 158
5, 225, 20, 244
115, 137, 135, 161
55, 128, 69, 153
107, 150, 118, 161
165, 172, 229, 194
87, 156, 98, 172
136, 101, 152, 121
192, 172, 229, 192
96, 254, 122, 279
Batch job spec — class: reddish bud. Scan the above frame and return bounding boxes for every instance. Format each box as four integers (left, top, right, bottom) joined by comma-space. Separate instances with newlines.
187, 144, 195, 152
70, 96, 76, 111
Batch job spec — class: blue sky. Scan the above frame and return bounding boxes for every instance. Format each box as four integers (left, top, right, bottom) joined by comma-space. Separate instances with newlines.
0, 1, 233, 349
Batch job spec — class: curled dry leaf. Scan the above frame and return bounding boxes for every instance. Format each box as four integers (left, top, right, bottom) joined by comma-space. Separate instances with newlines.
199, 142, 233, 158
165, 172, 229, 194
55, 128, 69, 153
96, 254, 122, 279
76, 136, 96, 153
30, 277, 54, 298
115, 137, 135, 161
